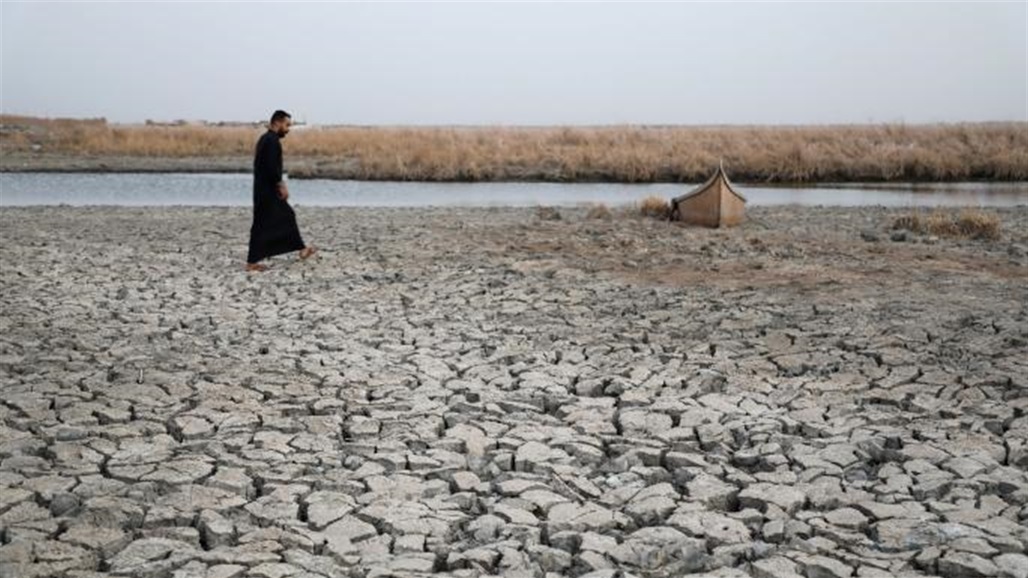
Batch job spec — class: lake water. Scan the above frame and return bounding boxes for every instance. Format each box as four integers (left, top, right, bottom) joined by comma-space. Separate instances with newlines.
1, 172, 1026, 208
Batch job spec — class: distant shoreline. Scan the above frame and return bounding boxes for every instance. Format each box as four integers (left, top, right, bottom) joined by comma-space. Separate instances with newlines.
1, 156, 1025, 188
2, 116, 1026, 183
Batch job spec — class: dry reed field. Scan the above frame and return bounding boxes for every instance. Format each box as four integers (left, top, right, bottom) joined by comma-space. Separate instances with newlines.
2, 115, 1026, 183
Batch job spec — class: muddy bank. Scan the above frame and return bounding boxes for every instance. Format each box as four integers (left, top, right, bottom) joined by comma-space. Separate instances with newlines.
1, 206, 1026, 577
0, 152, 254, 174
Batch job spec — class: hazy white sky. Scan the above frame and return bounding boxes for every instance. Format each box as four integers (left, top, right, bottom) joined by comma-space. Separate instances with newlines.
2, 2, 1026, 125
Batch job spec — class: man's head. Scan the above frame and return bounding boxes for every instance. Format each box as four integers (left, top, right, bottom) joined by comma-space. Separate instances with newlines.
270, 110, 292, 138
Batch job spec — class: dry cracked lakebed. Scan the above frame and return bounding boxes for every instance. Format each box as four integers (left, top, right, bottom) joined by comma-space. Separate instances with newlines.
1, 205, 1026, 578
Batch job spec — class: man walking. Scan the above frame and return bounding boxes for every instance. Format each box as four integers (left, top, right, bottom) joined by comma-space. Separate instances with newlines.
246, 110, 316, 272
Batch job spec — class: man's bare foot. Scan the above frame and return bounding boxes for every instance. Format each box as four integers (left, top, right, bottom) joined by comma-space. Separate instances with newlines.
246, 263, 268, 272
299, 246, 317, 260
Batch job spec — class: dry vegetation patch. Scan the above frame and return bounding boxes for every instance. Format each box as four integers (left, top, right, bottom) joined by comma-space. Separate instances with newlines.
892, 209, 1002, 240
585, 203, 613, 220
637, 196, 672, 220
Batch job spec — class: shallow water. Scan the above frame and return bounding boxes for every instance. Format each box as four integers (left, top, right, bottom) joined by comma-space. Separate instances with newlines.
0, 172, 1025, 207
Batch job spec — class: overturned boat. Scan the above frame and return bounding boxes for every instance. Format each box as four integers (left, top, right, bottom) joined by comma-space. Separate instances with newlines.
670, 163, 747, 227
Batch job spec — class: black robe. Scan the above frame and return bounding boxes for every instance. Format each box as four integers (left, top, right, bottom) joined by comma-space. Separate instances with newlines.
247, 130, 305, 263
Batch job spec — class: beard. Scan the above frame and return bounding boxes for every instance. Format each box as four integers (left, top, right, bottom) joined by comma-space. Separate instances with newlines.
277, 128, 289, 139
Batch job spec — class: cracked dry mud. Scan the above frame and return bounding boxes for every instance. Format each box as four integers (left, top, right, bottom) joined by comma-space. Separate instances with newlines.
1, 205, 1026, 578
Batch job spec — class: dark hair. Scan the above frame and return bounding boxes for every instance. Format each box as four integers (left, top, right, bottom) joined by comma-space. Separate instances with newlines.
270, 110, 291, 123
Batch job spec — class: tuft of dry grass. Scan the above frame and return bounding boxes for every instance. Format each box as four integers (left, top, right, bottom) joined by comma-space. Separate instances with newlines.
536, 206, 562, 221
586, 203, 613, 220
638, 196, 671, 220
3, 116, 1026, 183
892, 209, 1001, 240
952, 210, 1002, 240
891, 213, 922, 232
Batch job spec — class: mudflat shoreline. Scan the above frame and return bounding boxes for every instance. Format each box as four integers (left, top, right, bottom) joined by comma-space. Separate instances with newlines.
0, 153, 254, 175
1, 206, 1026, 577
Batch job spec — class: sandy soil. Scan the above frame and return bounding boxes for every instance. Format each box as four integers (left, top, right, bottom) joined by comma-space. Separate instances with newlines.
1, 206, 1026, 578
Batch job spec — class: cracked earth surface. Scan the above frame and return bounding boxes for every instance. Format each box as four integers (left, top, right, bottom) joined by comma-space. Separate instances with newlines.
1, 205, 1026, 578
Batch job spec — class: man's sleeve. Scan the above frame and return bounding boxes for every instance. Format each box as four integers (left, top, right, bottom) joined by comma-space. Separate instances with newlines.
271, 138, 283, 185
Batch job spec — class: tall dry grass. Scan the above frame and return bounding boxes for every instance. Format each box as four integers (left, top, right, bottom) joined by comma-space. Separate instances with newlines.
2, 115, 1026, 183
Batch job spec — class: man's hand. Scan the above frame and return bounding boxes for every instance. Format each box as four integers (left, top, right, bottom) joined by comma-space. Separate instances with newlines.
277, 183, 290, 201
